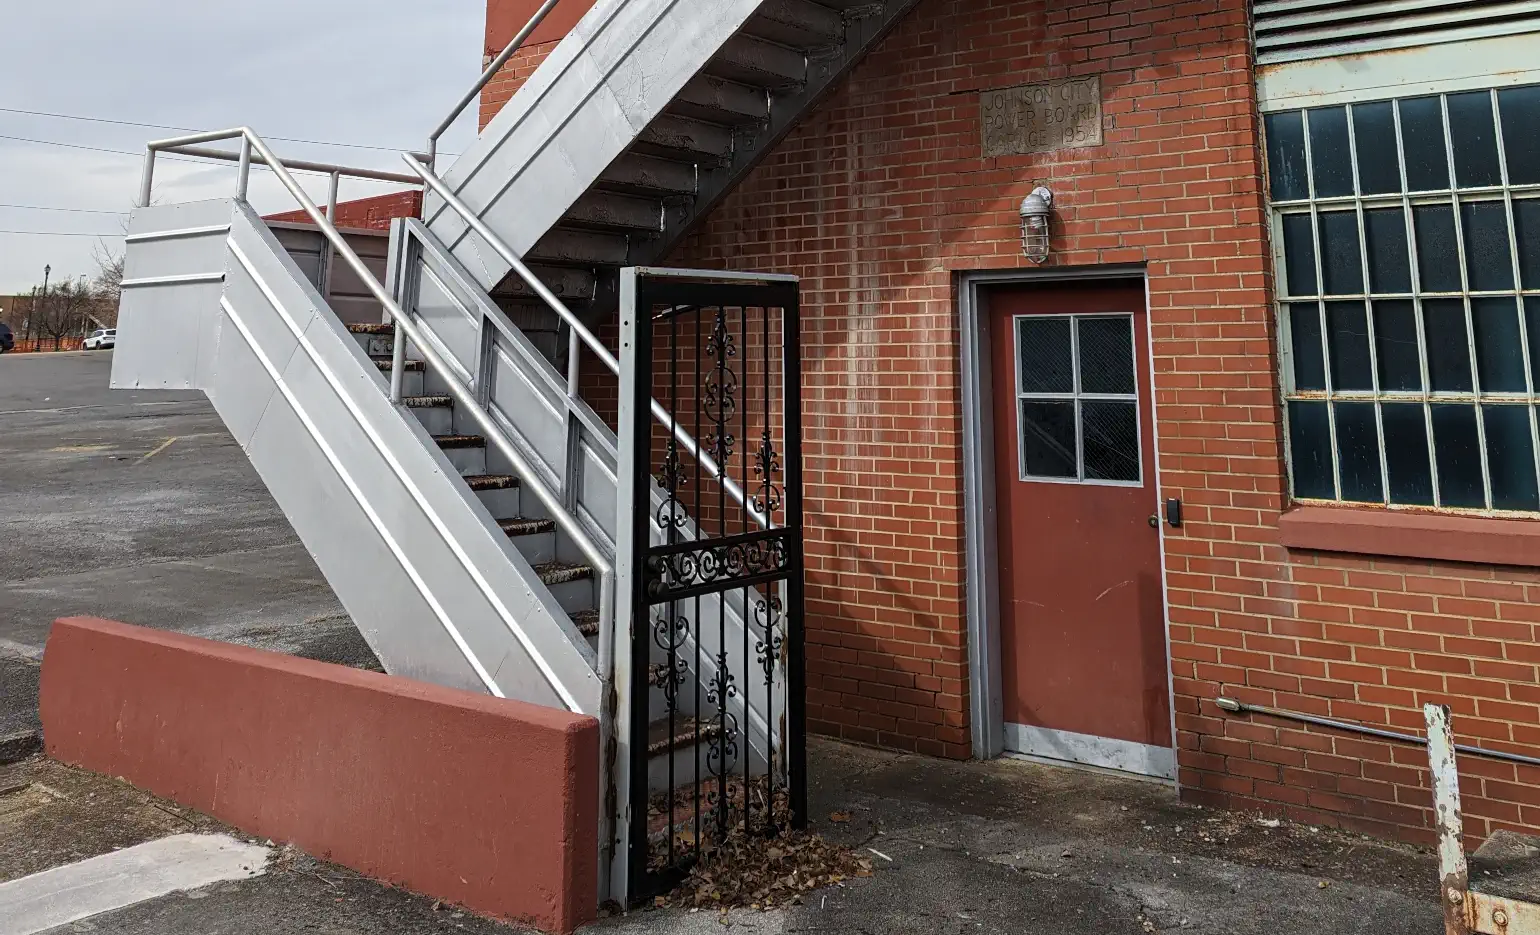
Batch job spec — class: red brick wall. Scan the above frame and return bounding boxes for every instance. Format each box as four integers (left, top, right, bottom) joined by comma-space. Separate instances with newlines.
478, 0, 595, 129
265, 190, 421, 232
482, 0, 1540, 845
666, 0, 1273, 763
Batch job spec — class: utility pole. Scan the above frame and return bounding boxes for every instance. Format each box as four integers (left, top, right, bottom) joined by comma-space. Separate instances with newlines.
41, 264, 51, 350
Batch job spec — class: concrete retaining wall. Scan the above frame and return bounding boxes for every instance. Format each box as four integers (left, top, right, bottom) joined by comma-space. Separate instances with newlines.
39, 617, 598, 934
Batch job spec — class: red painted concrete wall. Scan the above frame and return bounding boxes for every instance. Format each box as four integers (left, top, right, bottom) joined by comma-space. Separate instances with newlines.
40, 617, 598, 934
265, 190, 422, 232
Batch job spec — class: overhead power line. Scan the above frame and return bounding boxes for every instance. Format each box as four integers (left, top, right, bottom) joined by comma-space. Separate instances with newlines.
0, 202, 128, 215
0, 105, 458, 157
0, 229, 123, 237
0, 132, 409, 182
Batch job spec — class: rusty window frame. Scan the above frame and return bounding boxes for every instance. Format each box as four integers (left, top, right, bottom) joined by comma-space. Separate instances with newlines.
1270, 85, 1540, 514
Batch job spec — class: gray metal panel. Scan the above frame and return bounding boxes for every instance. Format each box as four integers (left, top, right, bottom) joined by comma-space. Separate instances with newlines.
425, 0, 768, 290
1254, 0, 1540, 63
112, 200, 234, 391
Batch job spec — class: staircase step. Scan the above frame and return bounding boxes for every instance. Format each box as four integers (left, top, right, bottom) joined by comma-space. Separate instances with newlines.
347, 322, 395, 335
598, 153, 699, 198
498, 516, 557, 537
571, 609, 601, 638
563, 191, 663, 233
433, 434, 485, 449
636, 115, 735, 160
647, 717, 725, 757
704, 34, 807, 88
527, 226, 631, 266
464, 474, 519, 492
535, 561, 594, 587
671, 75, 770, 124
493, 265, 597, 303
401, 395, 452, 409
373, 358, 424, 372
744, 0, 845, 49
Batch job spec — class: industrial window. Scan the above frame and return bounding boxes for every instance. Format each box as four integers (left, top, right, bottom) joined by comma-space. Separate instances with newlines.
1013, 313, 1141, 486
1268, 85, 1540, 511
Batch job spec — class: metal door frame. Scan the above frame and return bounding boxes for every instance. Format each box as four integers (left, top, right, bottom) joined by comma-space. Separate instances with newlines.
958, 265, 1177, 781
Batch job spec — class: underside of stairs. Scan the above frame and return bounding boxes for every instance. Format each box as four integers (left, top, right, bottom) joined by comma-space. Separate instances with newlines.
426, 0, 920, 360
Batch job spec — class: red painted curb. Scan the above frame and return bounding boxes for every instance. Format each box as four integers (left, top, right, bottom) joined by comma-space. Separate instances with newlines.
40, 617, 597, 934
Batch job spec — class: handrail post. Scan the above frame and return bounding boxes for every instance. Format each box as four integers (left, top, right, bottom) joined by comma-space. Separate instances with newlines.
235, 136, 253, 202
138, 151, 156, 208
389, 320, 407, 403
324, 170, 341, 300
566, 327, 581, 399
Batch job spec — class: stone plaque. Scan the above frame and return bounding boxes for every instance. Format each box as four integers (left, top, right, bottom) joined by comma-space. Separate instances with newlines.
980, 77, 1103, 157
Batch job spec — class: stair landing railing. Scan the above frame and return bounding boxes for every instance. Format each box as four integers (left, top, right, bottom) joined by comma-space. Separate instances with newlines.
134, 128, 617, 714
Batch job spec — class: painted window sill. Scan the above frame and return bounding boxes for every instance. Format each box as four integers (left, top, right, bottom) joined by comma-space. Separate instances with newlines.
1277, 505, 1540, 568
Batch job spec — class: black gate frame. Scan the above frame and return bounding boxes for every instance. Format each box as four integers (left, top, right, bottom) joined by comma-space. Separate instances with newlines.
621, 273, 806, 902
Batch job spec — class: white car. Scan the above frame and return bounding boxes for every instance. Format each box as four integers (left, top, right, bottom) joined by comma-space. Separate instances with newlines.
83, 328, 117, 350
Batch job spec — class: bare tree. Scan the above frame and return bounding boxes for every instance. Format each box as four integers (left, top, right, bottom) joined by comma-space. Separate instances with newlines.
32, 278, 96, 349
90, 242, 124, 328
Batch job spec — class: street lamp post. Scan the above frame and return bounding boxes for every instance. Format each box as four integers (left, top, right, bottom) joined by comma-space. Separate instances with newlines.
41, 265, 51, 350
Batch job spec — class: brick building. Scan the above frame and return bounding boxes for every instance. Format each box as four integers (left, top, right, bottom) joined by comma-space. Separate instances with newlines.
463, 0, 1540, 846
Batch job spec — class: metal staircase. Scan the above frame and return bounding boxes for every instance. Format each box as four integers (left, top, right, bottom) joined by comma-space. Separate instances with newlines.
111, 0, 917, 908
422, 0, 919, 348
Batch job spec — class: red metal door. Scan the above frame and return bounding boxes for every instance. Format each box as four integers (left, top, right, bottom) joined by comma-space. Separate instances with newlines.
989, 280, 1171, 776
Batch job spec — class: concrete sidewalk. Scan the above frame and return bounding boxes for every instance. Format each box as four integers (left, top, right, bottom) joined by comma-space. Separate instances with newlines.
3, 737, 1443, 934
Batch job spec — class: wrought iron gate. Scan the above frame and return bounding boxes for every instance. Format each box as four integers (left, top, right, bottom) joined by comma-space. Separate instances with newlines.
615, 268, 805, 904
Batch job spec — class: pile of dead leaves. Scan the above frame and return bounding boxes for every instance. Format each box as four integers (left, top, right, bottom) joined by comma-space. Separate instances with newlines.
654, 829, 873, 911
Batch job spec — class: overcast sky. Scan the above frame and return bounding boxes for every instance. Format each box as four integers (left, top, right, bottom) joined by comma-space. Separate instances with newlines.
0, 1, 486, 295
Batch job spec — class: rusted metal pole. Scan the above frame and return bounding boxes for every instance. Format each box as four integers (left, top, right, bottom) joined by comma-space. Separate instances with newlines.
1428, 703, 1471, 935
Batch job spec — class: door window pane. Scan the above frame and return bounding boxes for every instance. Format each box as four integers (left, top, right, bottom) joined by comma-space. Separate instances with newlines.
1414, 204, 1461, 293
1319, 212, 1364, 294
1288, 401, 1335, 499
1448, 91, 1502, 188
1334, 402, 1383, 502
1382, 403, 1434, 505
1353, 102, 1401, 195
1515, 198, 1540, 289
1484, 405, 1539, 510
1461, 201, 1515, 291
1423, 299, 1474, 392
1432, 404, 1485, 507
1077, 317, 1135, 395
1499, 86, 1540, 185
1364, 208, 1411, 293
1373, 300, 1421, 391
1309, 107, 1354, 198
1081, 401, 1140, 482
1289, 303, 1326, 391
1528, 297, 1540, 391
1473, 297, 1526, 393
1266, 111, 1309, 201
1327, 301, 1373, 391
1017, 317, 1073, 393
1020, 401, 1077, 478
1282, 213, 1318, 296
1400, 97, 1450, 191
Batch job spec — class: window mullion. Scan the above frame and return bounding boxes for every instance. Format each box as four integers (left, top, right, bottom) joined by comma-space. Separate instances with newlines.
1345, 102, 1392, 506
1490, 88, 1540, 503
1301, 108, 1342, 500
1441, 94, 1494, 509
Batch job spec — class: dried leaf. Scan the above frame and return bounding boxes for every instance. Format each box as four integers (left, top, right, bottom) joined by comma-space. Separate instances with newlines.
829, 811, 852, 823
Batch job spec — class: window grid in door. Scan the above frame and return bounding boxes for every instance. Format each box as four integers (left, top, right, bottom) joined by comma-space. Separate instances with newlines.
1267, 84, 1540, 513
1013, 313, 1142, 487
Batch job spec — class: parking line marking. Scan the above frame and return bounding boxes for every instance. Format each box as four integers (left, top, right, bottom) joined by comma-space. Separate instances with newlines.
139, 436, 178, 462
0, 833, 271, 935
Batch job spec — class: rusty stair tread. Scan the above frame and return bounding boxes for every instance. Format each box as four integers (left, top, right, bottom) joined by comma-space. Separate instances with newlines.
464, 474, 519, 491
535, 561, 594, 586
433, 434, 485, 449
401, 395, 453, 408
646, 717, 725, 756
570, 609, 601, 638
347, 322, 395, 335
498, 516, 557, 537
373, 358, 424, 371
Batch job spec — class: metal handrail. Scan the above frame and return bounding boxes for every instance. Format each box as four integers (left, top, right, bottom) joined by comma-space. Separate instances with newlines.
136, 127, 616, 703
401, 154, 771, 530
425, 0, 566, 169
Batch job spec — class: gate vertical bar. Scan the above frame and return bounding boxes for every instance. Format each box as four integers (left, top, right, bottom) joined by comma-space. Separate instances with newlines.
782, 285, 807, 828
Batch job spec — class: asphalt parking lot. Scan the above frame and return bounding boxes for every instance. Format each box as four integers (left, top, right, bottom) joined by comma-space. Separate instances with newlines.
0, 350, 376, 744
